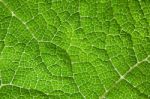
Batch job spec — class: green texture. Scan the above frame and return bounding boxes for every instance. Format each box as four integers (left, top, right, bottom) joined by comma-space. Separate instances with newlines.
0, 0, 150, 99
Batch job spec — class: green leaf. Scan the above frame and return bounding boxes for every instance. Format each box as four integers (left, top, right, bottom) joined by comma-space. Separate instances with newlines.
0, 0, 150, 99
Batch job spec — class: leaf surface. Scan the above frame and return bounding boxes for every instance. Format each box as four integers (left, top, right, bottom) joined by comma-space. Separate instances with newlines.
0, 0, 150, 99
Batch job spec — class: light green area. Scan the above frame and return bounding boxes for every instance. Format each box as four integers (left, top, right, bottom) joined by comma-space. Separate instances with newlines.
0, 0, 150, 99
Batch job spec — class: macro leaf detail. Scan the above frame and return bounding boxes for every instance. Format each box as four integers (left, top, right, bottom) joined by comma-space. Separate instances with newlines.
0, 0, 150, 99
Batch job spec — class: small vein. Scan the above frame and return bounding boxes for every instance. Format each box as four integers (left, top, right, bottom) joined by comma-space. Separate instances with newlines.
100, 55, 150, 99
0, 0, 37, 40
